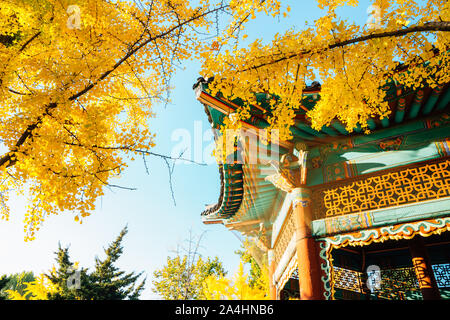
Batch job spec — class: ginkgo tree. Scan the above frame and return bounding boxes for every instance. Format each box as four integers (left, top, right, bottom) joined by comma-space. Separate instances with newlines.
0, 0, 285, 240
3, 0, 448, 241
202, 0, 450, 142
202, 261, 270, 300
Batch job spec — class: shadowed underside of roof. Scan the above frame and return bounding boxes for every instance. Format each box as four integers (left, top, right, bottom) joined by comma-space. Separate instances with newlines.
196, 78, 450, 224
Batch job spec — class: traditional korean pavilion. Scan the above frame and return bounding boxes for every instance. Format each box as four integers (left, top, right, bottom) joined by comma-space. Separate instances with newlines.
193, 73, 450, 300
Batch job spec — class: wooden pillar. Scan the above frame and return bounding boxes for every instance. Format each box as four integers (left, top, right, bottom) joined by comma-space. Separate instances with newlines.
268, 249, 277, 300
408, 236, 441, 300
292, 187, 323, 300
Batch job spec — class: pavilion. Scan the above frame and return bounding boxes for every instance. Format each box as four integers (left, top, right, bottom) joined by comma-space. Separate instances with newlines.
193, 73, 450, 300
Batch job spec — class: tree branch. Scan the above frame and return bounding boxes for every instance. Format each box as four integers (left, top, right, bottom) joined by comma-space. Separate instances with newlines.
0, 102, 57, 168
241, 21, 450, 72
0, 4, 227, 169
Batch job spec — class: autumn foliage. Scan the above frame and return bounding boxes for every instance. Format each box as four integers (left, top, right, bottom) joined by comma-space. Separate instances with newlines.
1, 0, 448, 240
0, 0, 280, 240
203, 261, 270, 300
202, 0, 450, 141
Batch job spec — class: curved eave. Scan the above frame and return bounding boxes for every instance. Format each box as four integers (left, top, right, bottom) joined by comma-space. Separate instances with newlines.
196, 74, 450, 223
195, 76, 450, 149
201, 163, 243, 221
200, 104, 245, 222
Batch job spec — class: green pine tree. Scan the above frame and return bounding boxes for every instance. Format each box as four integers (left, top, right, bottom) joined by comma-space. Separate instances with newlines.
0, 272, 36, 300
88, 226, 146, 300
46, 226, 146, 300
46, 244, 91, 300
0, 275, 10, 300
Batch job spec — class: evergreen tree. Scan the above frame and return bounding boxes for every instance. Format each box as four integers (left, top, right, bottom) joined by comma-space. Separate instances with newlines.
0, 275, 9, 300
46, 226, 145, 300
0, 272, 36, 300
46, 245, 91, 300
88, 226, 146, 300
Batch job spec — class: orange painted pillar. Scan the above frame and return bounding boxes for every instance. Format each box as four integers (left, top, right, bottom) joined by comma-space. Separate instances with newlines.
268, 249, 277, 300
292, 187, 323, 300
409, 236, 441, 300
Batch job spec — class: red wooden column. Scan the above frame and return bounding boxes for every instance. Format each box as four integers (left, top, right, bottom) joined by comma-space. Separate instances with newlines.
268, 249, 277, 300
409, 236, 441, 300
292, 187, 323, 300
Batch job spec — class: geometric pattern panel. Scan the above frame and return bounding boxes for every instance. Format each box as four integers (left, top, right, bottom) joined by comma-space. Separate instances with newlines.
432, 263, 450, 288
376, 267, 422, 300
380, 267, 420, 294
319, 218, 450, 300
330, 264, 450, 299
273, 209, 296, 267
311, 158, 450, 219
332, 266, 363, 293
332, 266, 422, 299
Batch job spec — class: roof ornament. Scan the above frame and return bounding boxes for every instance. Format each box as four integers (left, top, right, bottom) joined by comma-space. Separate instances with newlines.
193, 76, 215, 98
264, 142, 309, 192
294, 142, 308, 185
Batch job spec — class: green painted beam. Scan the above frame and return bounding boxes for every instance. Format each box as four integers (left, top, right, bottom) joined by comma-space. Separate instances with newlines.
423, 87, 442, 115
289, 125, 317, 140
294, 122, 327, 138
436, 87, 450, 111
380, 117, 390, 128
250, 185, 278, 193
254, 194, 280, 202
395, 98, 406, 123
367, 119, 377, 130
320, 126, 339, 136
330, 121, 349, 135
408, 89, 425, 119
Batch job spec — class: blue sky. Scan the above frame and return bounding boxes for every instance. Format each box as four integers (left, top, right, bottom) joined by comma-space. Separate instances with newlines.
0, 0, 373, 299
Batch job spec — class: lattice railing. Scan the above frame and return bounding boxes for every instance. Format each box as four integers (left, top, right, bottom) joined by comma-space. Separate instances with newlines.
432, 263, 450, 288
272, 209, 296, 267
332, 263, 450, 299
311, 158, 450, 220
332, 266, 422, 299
333, 266, 364, 293
377, 267, 421, 300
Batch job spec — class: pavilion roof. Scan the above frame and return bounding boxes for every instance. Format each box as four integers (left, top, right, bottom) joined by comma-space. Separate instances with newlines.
194, 77, 450, 227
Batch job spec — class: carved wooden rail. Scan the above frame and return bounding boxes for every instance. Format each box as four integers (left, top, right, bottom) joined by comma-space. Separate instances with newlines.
311, 157, 450, 220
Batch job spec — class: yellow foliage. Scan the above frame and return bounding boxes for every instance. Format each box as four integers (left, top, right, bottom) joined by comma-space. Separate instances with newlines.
203, 261, 270, 300
0, 0, 282, 240
3, 0, 447, 240
6, 274, 59, 300
202, 0, 450, 145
